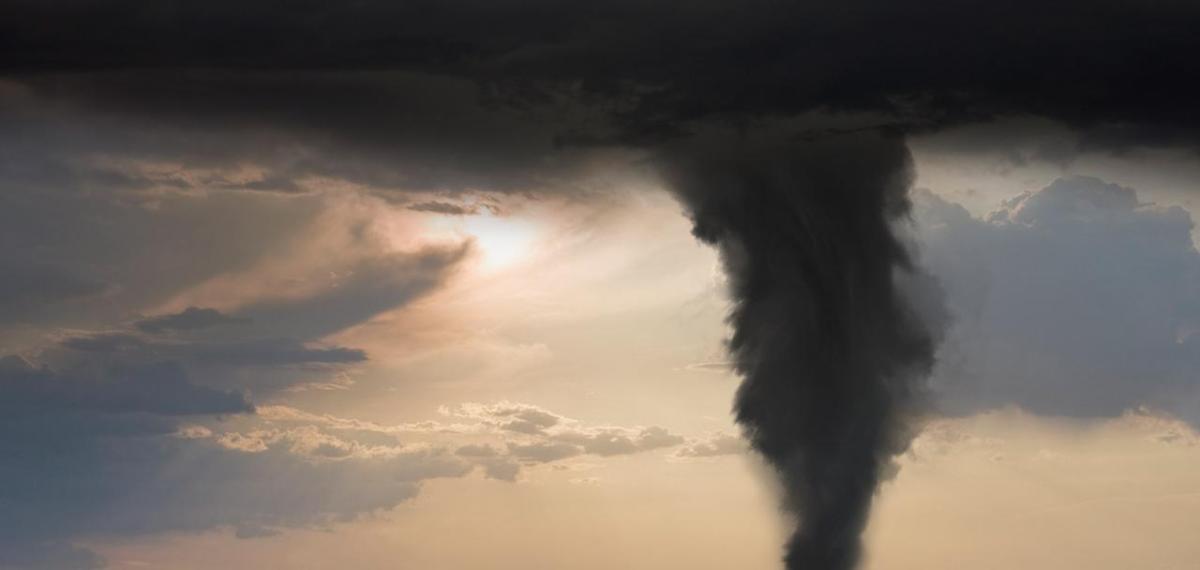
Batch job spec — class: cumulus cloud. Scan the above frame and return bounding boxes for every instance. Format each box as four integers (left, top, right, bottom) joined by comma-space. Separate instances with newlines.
913, 176, 1200, 424
552, 425, 685, 456
507, 441, 584, 463
480, 459, 522, 482
454, 401, 564, 435
445, 401, 685, 459
258, 402, 691, 481
455, 442, 521, 481
673, 432, 747, 458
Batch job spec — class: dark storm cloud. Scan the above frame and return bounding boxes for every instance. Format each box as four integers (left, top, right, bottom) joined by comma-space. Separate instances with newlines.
5, 0, 1200, 148
0, 71, 613, 197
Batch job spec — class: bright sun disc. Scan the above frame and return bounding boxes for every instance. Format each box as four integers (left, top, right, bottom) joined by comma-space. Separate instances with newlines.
461, 214, 538, 269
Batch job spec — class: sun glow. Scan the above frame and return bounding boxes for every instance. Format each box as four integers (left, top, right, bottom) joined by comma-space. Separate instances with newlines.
407, 198, 545, 273
460, 214, 540, 269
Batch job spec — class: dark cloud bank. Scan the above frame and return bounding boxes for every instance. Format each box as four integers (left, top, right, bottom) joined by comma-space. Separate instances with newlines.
4, 2, 1200, 569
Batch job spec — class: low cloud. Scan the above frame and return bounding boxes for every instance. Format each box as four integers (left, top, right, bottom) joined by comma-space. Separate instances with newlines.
136, 307, 250, 333
508, 441, 584, 463
0, 362, 472, 567
672, 432, 746, 458
406, 201, 479, 216
455, 444, 501, 458
445, 401, 685, 460
451, 401, 565, 435
481, 459, 522, 482
553, 425, 684, 457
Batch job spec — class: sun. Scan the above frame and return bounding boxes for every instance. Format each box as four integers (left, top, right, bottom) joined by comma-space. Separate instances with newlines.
460, 214, 539, 269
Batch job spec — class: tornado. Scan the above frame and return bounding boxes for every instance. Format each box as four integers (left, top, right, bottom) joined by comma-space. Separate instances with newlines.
663, 132, 937, 570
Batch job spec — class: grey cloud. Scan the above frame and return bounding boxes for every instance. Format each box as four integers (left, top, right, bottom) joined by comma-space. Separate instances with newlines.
0, 261, 106, 324
553, 425, 685, 457
55, 331, 367, 396
0, 355, 252, 418
0, 183, 327, 330
0, 178, 469, 342
0, 388, 698, 566
449, 402, 686, 458
238, 244, 470, 341
455, 444, 501, 458
635, 426, 687, 449
453, 402, 565, 435
264, 403, 691, 484
233, 524, 281, 540
507, 441, 583, 463
0, 241, 464, 568
406, 201, 480, 216
683, 360, 733, 373
136, 307, 250, 334
0, 363, 471, 567
673, 432, 747, 458
188, 338, 365, 367
914, 177, 1200, 424
59, 332, 148, 353
0, 542, 105, 570
481, 459, 521, 482
453, 444, 522, 482
498, 411, 561, 435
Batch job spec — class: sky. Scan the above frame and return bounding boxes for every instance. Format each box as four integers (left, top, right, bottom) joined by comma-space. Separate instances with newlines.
3, 2, 1200, 569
